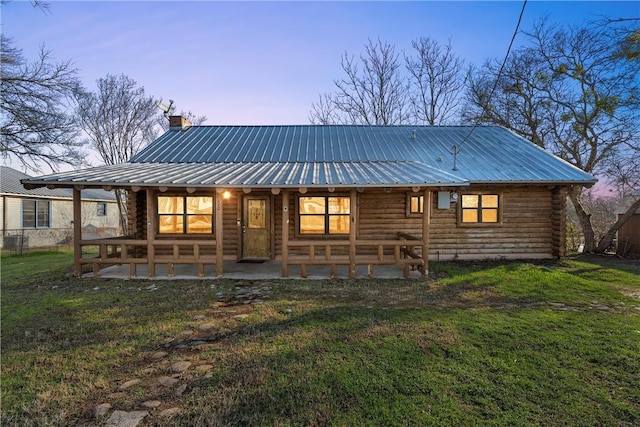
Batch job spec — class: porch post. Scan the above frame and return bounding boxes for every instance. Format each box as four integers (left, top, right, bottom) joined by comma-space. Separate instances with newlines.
349, 189, 357, 278
146, 189, 156, 277
73, 187, 82, 277
422, 189, 432, 277
281, 190, 289, 277
215, 195, 224, 276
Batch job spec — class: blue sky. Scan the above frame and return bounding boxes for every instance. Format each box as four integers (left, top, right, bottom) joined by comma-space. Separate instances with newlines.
3, 1, 638, 126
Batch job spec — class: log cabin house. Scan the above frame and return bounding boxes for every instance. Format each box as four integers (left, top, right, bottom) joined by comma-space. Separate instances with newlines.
21, 117, 596, 279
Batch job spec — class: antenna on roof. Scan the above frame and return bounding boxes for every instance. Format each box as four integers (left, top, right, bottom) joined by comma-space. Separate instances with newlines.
450, 144, 460, 171
155, 99, 174, 119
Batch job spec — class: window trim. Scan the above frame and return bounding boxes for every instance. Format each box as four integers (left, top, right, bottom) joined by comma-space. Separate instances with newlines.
296, 194, 351, 237
157, 194, 215, 235
458, 192, 502, 226
22, 199, 51, 229
96, 202, 108, 217
406, 193, 424, 216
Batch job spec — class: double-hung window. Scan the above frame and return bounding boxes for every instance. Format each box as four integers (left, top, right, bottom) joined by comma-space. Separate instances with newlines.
299, 196, 350, 235
97, 202, 107, 216
22, 199, 50, 228
158, 195, 214, 234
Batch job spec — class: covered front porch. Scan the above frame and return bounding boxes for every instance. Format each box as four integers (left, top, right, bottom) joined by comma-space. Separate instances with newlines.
85, 259, 424, 280
71, 188, 433, 279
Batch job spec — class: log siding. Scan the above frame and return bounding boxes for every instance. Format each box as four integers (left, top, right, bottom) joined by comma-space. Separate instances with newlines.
80, 184, 566, 278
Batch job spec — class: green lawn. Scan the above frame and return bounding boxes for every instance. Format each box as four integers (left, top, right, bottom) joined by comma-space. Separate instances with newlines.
1, 251, 639, 426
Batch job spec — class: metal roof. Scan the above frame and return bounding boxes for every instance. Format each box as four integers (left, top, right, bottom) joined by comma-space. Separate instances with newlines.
21, 125, 596, 189
2, 166, 115, 200
20, 161, 466, 188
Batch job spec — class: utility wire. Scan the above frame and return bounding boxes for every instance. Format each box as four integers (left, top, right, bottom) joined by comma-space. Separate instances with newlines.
451, 0, 528, 171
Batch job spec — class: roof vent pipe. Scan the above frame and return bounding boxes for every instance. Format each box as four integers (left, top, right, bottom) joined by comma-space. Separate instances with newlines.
411, 130, 417, 140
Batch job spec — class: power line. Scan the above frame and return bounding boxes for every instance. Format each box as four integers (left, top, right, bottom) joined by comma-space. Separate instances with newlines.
451, 0, 528, 171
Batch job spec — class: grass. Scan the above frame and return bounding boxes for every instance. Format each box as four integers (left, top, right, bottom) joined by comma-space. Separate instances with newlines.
1, 251, 639, 426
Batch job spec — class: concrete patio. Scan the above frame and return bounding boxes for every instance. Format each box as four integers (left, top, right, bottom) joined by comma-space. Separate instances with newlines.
87, 260, 425, 280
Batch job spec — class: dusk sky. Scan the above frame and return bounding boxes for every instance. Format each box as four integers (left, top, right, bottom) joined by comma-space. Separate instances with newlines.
4, 1, 637, 127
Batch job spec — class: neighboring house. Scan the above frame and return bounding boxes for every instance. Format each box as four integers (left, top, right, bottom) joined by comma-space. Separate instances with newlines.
616, 192, 640, 257
21, 116, 595, 278
1, 166, 120, 250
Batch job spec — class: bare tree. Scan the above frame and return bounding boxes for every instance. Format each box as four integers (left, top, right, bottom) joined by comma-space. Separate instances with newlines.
309, 93, 341, 125
310, 38, 409, 125
0, 0, 50, 12
464, 19, 640, 253
405, 37, 465, 125
0, 36, 85, 172
76, 74, 158, 234
155, 100, 207, 133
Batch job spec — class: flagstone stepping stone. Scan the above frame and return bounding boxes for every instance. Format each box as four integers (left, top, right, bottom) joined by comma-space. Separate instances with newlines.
150, 351, 168, 360
195, 364, 213, 372
159, 407, 181, 417
198, 323, 218, 331
105, 410, 148, 427
180, 330, 194, 336
92, 403, 112, 417
158, 376, 180, 387
140, 400, 162, 409
175, 383, 188, 396
170, 361, 191, 373
193, 314, 206, 320
117, 379, 141, 390
233, 314, 250, 320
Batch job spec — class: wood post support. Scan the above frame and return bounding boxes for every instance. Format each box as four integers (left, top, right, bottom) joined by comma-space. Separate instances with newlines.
73, 187, 82, 277
422, 189, 431, 277
215, 196, 224, 277
281, 190, 289, 277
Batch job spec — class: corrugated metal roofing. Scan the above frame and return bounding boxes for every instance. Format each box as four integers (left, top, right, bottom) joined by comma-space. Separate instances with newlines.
19, 161, 466, 188
2, 166, 115, 200
21, 125, 596, 189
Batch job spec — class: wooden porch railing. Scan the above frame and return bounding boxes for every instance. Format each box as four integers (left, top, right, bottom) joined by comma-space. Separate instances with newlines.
78, 237, 217, 278
78, 234, 427, 279
285, 233, 426, 278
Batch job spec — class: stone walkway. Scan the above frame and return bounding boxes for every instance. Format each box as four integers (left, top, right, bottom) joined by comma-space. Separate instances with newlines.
90, 281, 636, 426
93, 283, 273, 426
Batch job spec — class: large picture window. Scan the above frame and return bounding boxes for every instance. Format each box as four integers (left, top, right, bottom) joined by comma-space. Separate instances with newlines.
158, 195, 214, 234
299, 196, 350, 235
461, 194, 499, 223
22, 199, 50, 228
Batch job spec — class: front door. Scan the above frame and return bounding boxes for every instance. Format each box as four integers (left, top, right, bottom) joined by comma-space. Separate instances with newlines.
242, 196, 270, 259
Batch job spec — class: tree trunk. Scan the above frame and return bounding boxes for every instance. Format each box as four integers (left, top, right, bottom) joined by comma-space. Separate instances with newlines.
595, 196, 640, 253
568, 187, 596, 253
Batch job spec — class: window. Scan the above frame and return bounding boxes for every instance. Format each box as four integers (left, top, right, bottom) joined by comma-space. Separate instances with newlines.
22, 199, 50, 228
97, 202, 107, 216
461, 194, 499, 223
158, 195, 214, 234
408, 195, 424, 214
299, 196, 350, 235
